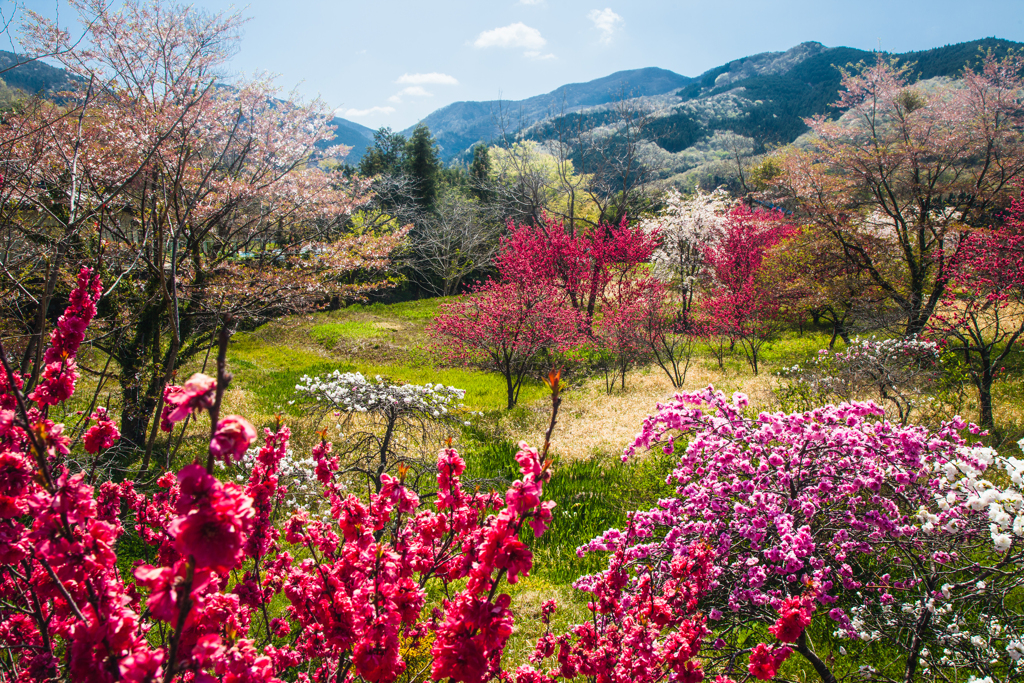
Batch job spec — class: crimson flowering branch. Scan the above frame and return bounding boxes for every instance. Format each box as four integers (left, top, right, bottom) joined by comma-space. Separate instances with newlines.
0, 267, 565, 683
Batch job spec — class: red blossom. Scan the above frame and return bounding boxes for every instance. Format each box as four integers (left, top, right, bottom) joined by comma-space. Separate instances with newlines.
769, 596, 814, 643
83, 408, 121, 454
209, 415, 257, 462
748, 643, 792, 680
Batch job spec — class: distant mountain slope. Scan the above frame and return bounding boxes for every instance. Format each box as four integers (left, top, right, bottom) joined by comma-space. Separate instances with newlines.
0, 50, 375, 163
321, 116, 375, 163
404, 67, 692, 160
0, 50, 75, 97
512, 37, 1024, 187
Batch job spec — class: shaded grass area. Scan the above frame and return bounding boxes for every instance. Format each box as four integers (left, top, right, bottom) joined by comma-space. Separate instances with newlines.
459, 427, 677, 584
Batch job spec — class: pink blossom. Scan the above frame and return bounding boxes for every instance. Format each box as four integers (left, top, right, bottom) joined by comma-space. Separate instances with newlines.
209, 415, 257, 462
160, 373, 216, 430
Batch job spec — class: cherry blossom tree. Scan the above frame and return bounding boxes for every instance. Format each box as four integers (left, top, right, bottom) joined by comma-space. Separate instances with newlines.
1, 0, 405, 469
429, 279, 584, 409
769, 54, 1024, 336
639, 187, 731, 324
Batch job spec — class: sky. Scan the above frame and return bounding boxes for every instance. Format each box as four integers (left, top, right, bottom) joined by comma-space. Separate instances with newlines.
16, 0, 1024, 131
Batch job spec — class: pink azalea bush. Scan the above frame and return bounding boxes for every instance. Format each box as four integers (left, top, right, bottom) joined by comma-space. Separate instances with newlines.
593, 386, 1024, 682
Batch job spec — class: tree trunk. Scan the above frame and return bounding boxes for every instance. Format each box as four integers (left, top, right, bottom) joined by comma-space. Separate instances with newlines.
979, 370, 995, 430
505, 373, 516, 410
794, 631, 837, 683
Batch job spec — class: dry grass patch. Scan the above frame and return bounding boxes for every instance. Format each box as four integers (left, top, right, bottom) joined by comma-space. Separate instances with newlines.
502, 363, 782, 461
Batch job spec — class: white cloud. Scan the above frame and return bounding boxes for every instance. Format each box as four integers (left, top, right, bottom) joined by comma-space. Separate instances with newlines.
339, 106, 395, 118
396, 72, 459, 86
388, 86, 434, 104
588, 8, 623, 44
473, 22, 546, 50
524, 51, 556, 60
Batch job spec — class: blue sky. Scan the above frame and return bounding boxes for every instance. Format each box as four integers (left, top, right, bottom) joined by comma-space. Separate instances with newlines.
17, 0, 1024, 130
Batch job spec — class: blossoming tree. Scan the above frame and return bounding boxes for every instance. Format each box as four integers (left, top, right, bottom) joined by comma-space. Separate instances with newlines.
769, 54, 1024, 336
702, 205, 796, 374
294, 371, 473, 493
495, 214, 659, 324
5, 0, 406, 471
639, 187, 731, 324
429, 279, 584, 409
929, 189, 1024, 428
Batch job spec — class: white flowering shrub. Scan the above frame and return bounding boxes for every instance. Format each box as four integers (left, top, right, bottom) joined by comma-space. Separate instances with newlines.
638, 187, 731, 320
296, 371, 468, 419
294, 371, 475, 493
218, 445, 335, 514
776, 336, 943, 422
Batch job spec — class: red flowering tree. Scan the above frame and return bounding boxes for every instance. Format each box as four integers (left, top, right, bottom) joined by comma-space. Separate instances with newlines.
593, 278, 655, 391
429, 279, 584, 409
929, 190, 1024, 428
495, 214, 659, 324
627, 278, 703, 389
702, 205, 796, 374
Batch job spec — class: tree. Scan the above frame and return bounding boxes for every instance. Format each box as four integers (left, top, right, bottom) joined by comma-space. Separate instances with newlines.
429, 279, 583, 409
496, 214, 659, 324
768, 223, 891, 346
358, 127, 408, 178
628, 278, 702, 388
638, 187, 731, 324
4, 0, 404, 470
594, 278, 654, 392
702, 205, 796, 374
294, 370, 472, 494
928, 190, 1024, 428
603, 386, 1024, 683
403, 124, 442, 212
411, 188, 502, 297
481, 141, 585, 227
776, 336, 944, 423
770, 54, 1024, 335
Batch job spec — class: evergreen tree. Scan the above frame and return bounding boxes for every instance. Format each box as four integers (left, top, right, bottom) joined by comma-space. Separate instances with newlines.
357, 127, 407, 177
404, 124, 441, 211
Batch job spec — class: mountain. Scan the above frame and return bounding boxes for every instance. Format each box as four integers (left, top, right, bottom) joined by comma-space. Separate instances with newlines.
0, 50, 375, 163
406, 37, 1024, 187
402, 67, 692, 161
321, 116, 375, 163
0, 50, 75, 97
